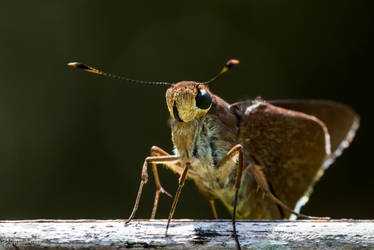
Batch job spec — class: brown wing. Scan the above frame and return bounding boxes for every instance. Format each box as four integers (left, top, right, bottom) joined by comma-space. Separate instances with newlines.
230, 100, 331, 217
269, 100, 359, 168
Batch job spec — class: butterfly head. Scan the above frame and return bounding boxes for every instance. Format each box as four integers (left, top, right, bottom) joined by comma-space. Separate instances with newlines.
166, 82, 212, 123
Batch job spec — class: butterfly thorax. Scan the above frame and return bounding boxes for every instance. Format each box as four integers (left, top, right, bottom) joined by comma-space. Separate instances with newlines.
171, 115, 235, 194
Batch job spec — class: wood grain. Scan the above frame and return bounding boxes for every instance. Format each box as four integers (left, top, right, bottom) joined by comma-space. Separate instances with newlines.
0, 219, 373, 249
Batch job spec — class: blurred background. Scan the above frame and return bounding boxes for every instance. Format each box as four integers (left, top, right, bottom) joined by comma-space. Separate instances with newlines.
0, 1, 372, 220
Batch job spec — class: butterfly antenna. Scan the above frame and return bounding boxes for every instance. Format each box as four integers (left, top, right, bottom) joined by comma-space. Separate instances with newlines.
67, 62, 173, 86
203, 59, 240, 85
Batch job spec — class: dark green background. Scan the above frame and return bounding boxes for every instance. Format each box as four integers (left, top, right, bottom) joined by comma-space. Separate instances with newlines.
0, 1, 372, 220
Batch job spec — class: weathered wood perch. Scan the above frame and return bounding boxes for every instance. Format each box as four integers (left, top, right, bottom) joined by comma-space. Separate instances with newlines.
0, 219, 373, 249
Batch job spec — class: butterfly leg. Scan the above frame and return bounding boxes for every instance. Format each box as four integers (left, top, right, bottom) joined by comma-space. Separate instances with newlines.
215, 144, 244, 250
165, 161, 190, 236
231, 145, 244, 250
149, 146, 174, 219
125, 148, 180, 224
209, 200, 218, 219
249, 164, 329, 220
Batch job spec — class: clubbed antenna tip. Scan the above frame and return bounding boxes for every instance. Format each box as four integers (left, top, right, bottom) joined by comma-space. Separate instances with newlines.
204, 59, 240, 85
224, 59, 240, 71
68, 62, 90, 70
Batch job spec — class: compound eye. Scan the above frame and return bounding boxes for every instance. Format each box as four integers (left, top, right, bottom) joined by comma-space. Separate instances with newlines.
195, 88, 212, 110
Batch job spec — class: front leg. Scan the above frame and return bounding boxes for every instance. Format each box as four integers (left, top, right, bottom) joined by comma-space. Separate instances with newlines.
215, 144, 244, 250
149, 146, 173, 219
165, 160, 190, 235
125, 146, 180, 223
